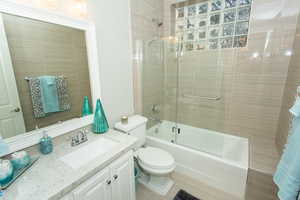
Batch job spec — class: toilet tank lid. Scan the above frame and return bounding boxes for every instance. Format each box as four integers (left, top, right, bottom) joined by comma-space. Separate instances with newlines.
114, 115, 148, 132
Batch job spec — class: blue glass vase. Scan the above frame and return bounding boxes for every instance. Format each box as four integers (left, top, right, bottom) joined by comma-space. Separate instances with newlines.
92, 99, 109, 134
82, 96, 93, 117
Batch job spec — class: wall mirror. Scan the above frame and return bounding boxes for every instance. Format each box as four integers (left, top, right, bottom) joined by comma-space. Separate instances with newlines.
0, 1, 100, 153
0, 13, 92, 139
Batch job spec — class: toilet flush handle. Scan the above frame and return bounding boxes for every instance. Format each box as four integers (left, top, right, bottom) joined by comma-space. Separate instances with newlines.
106, 180, 111, 185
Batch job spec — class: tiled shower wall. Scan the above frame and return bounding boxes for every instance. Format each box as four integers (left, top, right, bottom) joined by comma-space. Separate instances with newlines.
276, 13, 300, 154
131, 0, 165, 126
162, 0, 300, 173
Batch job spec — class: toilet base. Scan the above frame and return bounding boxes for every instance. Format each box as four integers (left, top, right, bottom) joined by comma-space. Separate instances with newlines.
137, 172, 174, 196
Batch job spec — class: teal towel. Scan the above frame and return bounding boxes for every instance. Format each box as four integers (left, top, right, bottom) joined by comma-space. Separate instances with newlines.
39, 76, 60, 113
274, 100, 300, 200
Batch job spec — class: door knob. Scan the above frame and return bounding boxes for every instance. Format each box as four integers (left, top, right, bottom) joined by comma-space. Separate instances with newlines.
113, 175, 118, 180
106, 180, 111, 185
12, 108, 21, 112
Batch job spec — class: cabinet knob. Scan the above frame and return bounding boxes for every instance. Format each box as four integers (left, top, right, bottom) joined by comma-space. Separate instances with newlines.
106, 180, 111, 185
113, 175, 118, 180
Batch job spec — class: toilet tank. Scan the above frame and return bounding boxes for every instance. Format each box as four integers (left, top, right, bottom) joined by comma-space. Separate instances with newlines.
114, 115, 148, 148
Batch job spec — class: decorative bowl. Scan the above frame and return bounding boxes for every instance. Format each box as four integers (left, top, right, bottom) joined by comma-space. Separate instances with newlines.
0, 159, 13, 186
10, 151, 31, 170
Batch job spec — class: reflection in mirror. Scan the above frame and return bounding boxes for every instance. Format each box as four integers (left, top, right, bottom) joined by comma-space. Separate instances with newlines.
0, 13, 92, 139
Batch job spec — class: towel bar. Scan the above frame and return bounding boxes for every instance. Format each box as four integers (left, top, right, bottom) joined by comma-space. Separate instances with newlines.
24, 76, 31, 81
24, 76, 66, 81
182, 94, 221, 101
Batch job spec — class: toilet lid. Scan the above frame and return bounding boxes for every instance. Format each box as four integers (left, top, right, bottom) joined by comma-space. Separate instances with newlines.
138, 147, 175, 170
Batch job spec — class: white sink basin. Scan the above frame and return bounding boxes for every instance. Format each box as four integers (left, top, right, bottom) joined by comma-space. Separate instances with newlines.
60, 138, 118, 169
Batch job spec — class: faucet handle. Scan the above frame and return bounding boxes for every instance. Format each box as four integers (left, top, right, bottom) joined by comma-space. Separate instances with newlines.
79, 129, 88, 142
80, 132, 86, 141
71, 136, 77, 146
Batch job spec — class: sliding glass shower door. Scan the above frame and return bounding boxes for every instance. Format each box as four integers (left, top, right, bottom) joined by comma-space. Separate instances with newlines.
142, 36, 226, 155
175, 44, 226, 154
142, 38, 178, 143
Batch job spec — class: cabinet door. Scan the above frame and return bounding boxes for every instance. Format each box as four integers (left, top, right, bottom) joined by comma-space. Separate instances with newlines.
73, 168, 111, 200
111, 151, 135, 200
0, 14, 26, 138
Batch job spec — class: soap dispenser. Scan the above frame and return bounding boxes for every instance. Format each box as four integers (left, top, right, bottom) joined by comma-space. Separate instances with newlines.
39, 131, 53, 155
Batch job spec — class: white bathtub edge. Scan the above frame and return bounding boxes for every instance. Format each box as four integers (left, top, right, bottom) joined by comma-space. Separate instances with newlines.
146, 135, 247, 199
174, 162, 246, 199
147, 135, 248, 170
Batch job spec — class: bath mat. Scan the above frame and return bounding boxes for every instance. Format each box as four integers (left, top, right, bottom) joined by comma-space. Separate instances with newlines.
174, 190, 200, 200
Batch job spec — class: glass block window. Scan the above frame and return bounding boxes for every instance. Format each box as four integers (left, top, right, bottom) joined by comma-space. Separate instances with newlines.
175, 0, 252, 51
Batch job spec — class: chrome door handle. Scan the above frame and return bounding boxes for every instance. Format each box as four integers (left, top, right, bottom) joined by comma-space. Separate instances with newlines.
113, 175, 118, 180
12, 108, 21, 112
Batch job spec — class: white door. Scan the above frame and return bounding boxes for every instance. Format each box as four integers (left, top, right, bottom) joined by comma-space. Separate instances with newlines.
73, 168, 112, 200
111, 151, 135, 200
0, 14, 26, 138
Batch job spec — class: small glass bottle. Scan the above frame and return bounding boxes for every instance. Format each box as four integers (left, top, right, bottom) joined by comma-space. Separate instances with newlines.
82, 96, 93, 117
39, 131, 53, 155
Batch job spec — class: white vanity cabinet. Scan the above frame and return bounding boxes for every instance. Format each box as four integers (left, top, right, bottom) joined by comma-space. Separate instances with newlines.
70, 151, 135, 200
110, 151, 135, 200
72, 168, 111, 200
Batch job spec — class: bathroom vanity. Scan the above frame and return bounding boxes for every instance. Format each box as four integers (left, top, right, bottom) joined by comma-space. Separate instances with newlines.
2, 130, 137, 200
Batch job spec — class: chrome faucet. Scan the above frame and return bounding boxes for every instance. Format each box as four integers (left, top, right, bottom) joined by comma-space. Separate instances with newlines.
71, 128, 88, 147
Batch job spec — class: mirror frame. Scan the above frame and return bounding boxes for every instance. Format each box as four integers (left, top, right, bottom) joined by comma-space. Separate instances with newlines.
0, 0, 101, 154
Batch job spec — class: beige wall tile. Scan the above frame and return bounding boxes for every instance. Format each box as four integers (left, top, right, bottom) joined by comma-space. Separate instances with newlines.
131, 0, 164, 118
276, 13, 300, 154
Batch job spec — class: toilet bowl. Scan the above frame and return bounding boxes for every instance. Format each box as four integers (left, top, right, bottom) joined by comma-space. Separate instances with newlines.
114, 115, 175, 196
138, 147, 175, 174
136, 147, 175, 195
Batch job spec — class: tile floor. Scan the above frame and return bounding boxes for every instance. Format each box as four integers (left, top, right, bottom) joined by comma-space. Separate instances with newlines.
136, 172, 241, 200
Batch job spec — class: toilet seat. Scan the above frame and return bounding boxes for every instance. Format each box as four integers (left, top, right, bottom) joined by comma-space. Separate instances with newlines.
137, 147, 175, 174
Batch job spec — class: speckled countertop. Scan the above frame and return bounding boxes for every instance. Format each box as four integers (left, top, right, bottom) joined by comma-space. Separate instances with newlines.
2, 129, 137, 200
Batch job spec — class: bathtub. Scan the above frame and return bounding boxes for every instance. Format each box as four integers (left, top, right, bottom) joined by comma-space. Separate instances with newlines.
146, 121, 249, 199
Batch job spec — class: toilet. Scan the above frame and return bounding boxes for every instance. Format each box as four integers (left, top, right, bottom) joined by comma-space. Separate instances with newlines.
115, 115, 175, 195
